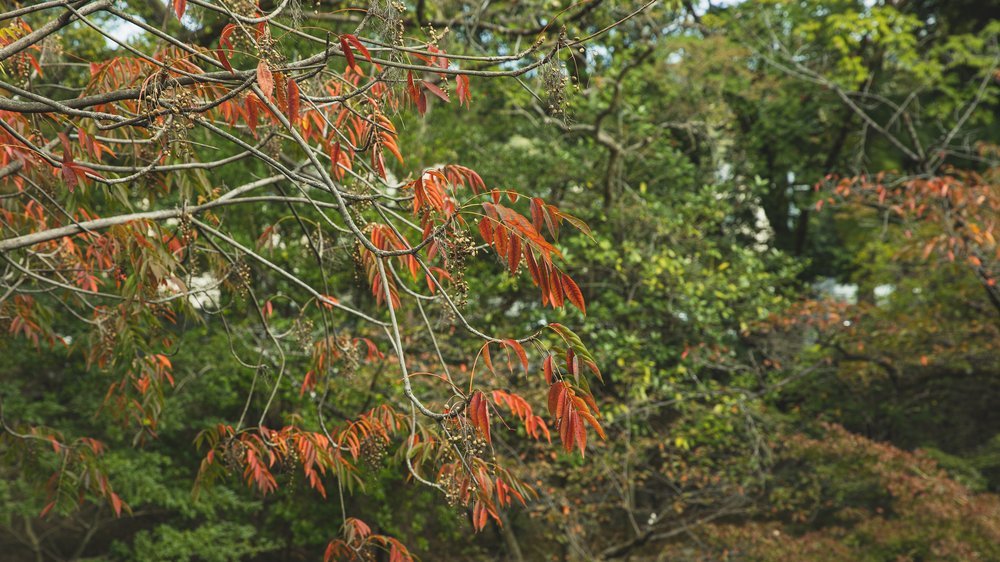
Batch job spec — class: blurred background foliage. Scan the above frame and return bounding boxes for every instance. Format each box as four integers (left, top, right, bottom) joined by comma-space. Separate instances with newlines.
2, 0, 999, 560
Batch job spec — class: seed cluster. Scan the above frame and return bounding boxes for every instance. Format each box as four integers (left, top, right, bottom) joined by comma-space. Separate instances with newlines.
222, 438, 248, 473
361, 435, 389, 468
228, 258, 252, 297
369, 0, 407, 47
437, 470, 468, 508
336, 332, 361, 378
164, 121, 194, 160
295, 318, 315, 351
231, 0, 260, 20
444, 228, 475, 308
542, 59, 569, 118
436, 422, 498, 508
6, 51, 33, 87
179, 212, 194, 245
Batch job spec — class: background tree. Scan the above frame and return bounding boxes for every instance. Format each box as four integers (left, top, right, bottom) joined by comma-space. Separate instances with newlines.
2, 0, 999, 560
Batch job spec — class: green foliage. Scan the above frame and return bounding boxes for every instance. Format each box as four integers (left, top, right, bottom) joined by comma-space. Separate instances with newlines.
2, 0, 999, 560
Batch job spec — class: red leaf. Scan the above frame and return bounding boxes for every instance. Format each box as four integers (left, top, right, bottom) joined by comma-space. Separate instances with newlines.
40, 501, 57, 518
406, 71, 418, 100
219, 24, 236, 50
344, 34, 372, 62
456, 74, 471, 107
543, 355, 554, 384
339, 36, 356, 69
245, 94, 259, 137
469, 392, 481, 426
273, 72, 288, 113
286, 78, 301, 124
62, 163, 78, 191
560, 409, 573, 451
529, 198, 545, 232
422, 81, 450, 103
173, 0, 186, 19
495, 224, 508, 261
542, 205, 558, 239
416, 90, 427, 115
256, 61, 274, 100
508, 231, 521, 272
216, 49, 233, 72
58, 132, 73, 162
524, 248, 541, 284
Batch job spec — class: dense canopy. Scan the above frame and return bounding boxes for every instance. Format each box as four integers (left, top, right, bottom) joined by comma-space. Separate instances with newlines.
1, 0, 998, 560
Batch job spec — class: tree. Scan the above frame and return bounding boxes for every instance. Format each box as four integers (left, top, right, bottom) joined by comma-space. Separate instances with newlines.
393, 1, 1000, 558
0, 1, 647, 558
4, 1, 1000, 560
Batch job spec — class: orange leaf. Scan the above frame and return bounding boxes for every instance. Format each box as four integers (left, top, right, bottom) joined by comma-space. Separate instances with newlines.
40, 500, 57, 518
330, 142, 344, 179
573, 410, 587, 456
468, 392, 481, 425
560, 273, 586, 315
548, 269, 564, 308
481, 342, 495, 374
478, 218, 494, 246
110, 492, 124, 517
506, 339, 528, 373
478, 395, 491, 444
245, 94, 259, 137
474, 502, 488, 531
